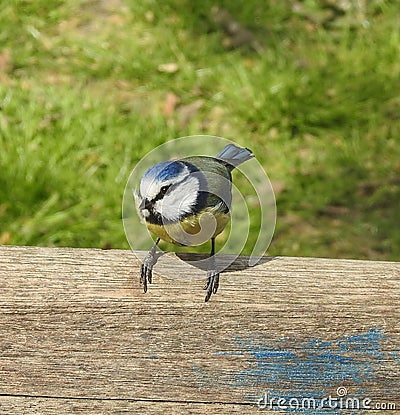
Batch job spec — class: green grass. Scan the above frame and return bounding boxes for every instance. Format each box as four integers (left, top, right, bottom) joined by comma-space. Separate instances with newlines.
1, 0, 399, 260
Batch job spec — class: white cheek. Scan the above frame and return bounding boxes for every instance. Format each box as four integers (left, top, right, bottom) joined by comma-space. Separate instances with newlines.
155, 177, 199, 222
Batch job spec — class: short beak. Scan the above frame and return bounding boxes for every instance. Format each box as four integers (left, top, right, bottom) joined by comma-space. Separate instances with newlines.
139, 198, 151, 210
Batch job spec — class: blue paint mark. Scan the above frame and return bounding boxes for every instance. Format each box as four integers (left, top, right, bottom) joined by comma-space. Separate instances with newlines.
192, 365, 211, 388
227, 327, 385, 389
336, 328, 385, 359
148, 355, 158, 359
314, 353, 353, 363
253, 351, 297, 359
230, 328, 385, 394
195, 326, 400, 411
388, 350, 400, 366
214, 351, 244, 356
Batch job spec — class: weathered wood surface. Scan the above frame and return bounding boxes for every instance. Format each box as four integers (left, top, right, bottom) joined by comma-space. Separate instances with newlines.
0, 245, 399, 414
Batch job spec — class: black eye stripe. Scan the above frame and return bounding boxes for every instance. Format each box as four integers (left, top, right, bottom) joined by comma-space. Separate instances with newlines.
160, 185, 170, 194
152, 170, 201, 203
152, 184, 172, 202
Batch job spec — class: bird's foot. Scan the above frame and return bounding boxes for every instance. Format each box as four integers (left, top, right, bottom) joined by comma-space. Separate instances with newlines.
140, 250, 163, 293
203, 269, 220, 302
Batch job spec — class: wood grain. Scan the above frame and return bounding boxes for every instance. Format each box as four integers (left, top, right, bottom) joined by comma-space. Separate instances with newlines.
0, 245, 399, 413
2, 396, 397, 415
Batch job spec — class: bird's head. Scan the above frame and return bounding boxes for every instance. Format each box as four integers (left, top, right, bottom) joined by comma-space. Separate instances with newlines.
136, 160, 204, 224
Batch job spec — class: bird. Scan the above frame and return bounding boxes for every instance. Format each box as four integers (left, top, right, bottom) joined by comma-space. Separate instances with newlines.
135, 144, 254, 301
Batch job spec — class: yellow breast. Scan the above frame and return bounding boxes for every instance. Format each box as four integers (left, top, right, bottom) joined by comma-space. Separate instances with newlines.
145, 208, 230, 246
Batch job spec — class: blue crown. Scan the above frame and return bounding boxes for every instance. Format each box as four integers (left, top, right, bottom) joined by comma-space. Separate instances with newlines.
143, 161, 184, 182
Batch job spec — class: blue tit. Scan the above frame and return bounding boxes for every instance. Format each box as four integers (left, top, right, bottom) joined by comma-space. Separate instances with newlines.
136, 144, 254, 301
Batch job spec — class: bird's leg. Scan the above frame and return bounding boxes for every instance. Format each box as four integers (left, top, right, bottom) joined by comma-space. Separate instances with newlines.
140, 237, 162, 293
204, 237, 219, 302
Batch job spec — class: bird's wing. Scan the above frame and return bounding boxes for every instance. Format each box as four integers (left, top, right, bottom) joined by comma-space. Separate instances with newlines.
182, 156, 232, 212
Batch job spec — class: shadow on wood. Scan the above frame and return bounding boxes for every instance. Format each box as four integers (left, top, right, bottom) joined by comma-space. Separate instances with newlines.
175, 252, 276, 272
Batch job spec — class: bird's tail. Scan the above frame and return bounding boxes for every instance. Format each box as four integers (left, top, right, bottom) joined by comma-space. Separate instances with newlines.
216, 144, 254, 169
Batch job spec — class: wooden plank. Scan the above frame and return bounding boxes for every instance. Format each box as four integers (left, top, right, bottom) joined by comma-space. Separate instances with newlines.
0, 245, 399, 413
1, 396, 396, 415
0, 396, 265, 415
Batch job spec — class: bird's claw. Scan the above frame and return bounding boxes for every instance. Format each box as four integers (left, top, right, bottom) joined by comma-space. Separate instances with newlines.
204, 270, 220, 302
140, 249, 162, 293
140, 263, 150, 293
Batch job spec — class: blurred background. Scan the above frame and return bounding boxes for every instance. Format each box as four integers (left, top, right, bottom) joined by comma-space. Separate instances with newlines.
1, 0, 399, 260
